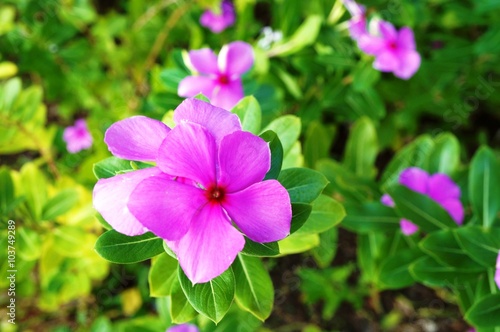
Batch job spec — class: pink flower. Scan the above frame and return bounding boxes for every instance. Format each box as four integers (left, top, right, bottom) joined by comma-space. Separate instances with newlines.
178, 41, 254, 111
167, 324, 199, 332
93, 98, 291, 283
381, 167, 464, 235
200, 0, 235, 33
63, 119, 93, 153
495, 250, 500, 290
358, 21, 421, 79
343, 0, 367, 40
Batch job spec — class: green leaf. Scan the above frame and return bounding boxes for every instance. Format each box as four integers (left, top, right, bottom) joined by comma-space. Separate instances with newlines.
42, 189, 79, 220
261, 115, 301, 155
303, 121, 334, 169
20, 163, 48, 220
148, 253, 178, 297
410, 256, 480, 287
178, 267, 235, 324
240, 237, 280, 257
454, 226, 500, 267
232, 96, 262, 134
312, 227, 338, 268
0, 77, 21, 110
342, 202, 401, 233
233, 254, 274, 321
268, 15, 322, 57
419, 229, 484, 270
343, 116, 378, 179
469, 146, 500, 228
427, 133, 460, 175
17, 227, 42, 261
295, 195, 345, 235
0, 166, 14, 215
290, 203, 312, 233
170, 276, 198, 323
260, 130, 284, 180
388, 184, 458, 232
278, 232, 320, 255
278, 168, 328, 203
465, 293, 500, 328
93, 157, 135, 180
379, 248, 422, 289
94, 230, 164, 264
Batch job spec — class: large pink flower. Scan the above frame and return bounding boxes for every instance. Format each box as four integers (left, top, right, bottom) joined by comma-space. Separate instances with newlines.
358, 21, 421, 79
63, 119, 93, 153
200, 0, 235, 33
93, 99, 291, 283
178, 42, 254, 111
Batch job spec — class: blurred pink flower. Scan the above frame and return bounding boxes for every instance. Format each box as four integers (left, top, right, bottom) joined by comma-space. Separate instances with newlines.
381, 167, 464, 235
343, 0, 367, 40
358, 21, 421, 79
63, 119, 92, 153
200, 0, 235, 33
93, 99, 291, 283
178, 41, 254, 110
495, 251, 500, 290
166, 324, 199, 332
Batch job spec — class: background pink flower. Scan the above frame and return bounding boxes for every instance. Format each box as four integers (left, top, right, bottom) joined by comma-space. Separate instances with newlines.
343, 0, 367, 40
200, 0, 235, 33
63, 119, 93, 153
166, 324, 199, 332
178, 41, 254, 111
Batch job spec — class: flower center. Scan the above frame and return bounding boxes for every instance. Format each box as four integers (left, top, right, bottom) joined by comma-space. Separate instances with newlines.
388, 41, 398, 50
218, 74, 229, 85
207, 186, 225, 203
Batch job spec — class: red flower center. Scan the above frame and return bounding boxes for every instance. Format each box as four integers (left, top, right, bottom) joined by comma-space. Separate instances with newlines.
388, 41, 398, 50
218, 74, 229, 85
207, 186, 225, 203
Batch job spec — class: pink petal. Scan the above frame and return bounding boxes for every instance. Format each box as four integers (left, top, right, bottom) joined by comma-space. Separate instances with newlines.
166, 324, 199, 332
373, 50, 400, 72
178, 76, 216, 99
218, 131, 270, 193
188, 48, 219, 74
343, 0, 365, 16
393, 50, 421, 80
167, 203, 244, 284
400, 219, 419, 236
104, 116, 170, 162
157, 122, 216, 189
378, 21, 397, 41
427, 173, 461, 205
398, 167, 429, 195
93, 168, 162, 236
381, 193, 395, 207
398, 27, 416, 50
440, 199, 464, 225
358, 35, 386, 55
218, 41, 254, 76
173, 98, 242, 143
496, 264, 500, 290
223, 180, 291, 243
210, 79, 244, 111
200, 2, 235, 34
348, 17, 367, 40
127, 173, 207, 241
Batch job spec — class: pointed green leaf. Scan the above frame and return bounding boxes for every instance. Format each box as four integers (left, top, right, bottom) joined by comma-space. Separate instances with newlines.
93, 157, 134, 180
290, 203, 312, 233
240, 237, 280, 257
295, 195, 345, 235
232, 96, 262, 134
42, 189, 79, 220
410, 256, 481, 287
342, 202, 401, 233
343, 116, 378, 179
278, 168, 328, 203
427, 133, 460, 175
261, 115, 301, 155
379, 248, 422, 289
170, 275, 198, 323
465, 293, 500, 328
454, 226, 500, 267
149, 253, 178, 297
260, 130, 284, 180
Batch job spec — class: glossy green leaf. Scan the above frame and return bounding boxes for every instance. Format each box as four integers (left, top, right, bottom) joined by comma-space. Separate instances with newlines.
312, 227, 338, 268
469, 146, 500, 228
303, 121, 334, 169
233, 254, 274, 321
261, 115, 301, 155
178, 267, 235, 323
93, 157, 134, 180
419, 229, 483, 269
268, 15, 322, 57
170, 276, 198, 324
410, 256, 480, 287
454, 226, 500, 267
342, 202, 401, 233
278, 168, 328, 203
427, 133, 460, 175
232, 96, 262, 134
465, 293, 500, 328
148, 253, 178, 297
240, 237, 280, 257
295, 195, 345, 235
379, 248, 422, 289
343, 116, 378, 179
95, 230, 164, 264
17, 227, 42, 261
278, 232, 320, 255
260, 130, 284, 180
42, 189, 79, 220
389, 184, 458, 232
20, 163, 48, 221
290, 203, 312, 233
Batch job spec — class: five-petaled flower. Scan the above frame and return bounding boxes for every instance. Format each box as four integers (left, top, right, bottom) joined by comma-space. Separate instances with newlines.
381, 167, 464, 235
178, 41, 254, 111
63, 119, 93, 153
93, 98, 291, 283
200, 0, 235, 33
